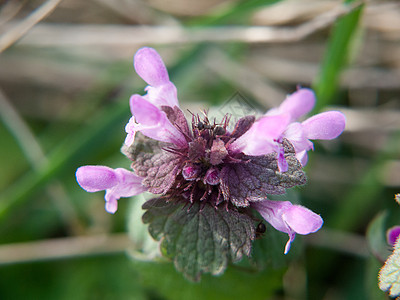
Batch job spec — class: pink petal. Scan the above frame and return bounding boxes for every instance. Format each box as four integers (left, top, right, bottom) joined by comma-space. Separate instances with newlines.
105, 195, 118, 214
302, 111, 346, 140
296, 150, 309, 166
284, 122, 312, 152
76, 165, 147, 214
230, 114, 290, 156
252, 200, 323, 254
277, 88, 316, 121
251, 200, 292, 234
282, 205, 323, 235
128, 95, 187, 147
144, 82, 178, 108
112, 168, 147, 197
76, 166, 118, 192
129, 94, 163, 124
134, 47, 169, 87
124, 116, 137, 146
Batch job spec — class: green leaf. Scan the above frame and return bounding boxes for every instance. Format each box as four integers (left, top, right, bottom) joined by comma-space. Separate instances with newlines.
131, 259, 283, 300
188, 0, 283, 26
313, 3, 364, 111
127, 194, 162, 261
142, 198, 255, 281
379, 238, 400, 297
367, 211, 392, 262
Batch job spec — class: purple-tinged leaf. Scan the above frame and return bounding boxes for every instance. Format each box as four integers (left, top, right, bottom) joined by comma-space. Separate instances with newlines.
124, 134, 184, 194
132, 150, 184, 194
220, 141, 306, 207
230, 115, 256, 139
121, 132, 162, 162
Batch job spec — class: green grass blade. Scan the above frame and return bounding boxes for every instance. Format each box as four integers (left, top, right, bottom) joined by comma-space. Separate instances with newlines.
188, 0, 282, 26
313, 3, 364, 111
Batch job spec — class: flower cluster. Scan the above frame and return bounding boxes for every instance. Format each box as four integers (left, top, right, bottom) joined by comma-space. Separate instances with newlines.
76, 47, 346, 256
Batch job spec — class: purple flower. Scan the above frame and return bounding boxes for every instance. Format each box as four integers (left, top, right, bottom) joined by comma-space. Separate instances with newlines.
76, 166, 146, 214
228, 88, 346, 171
269, 88, 346, 166
387, 226, 400, 246
229, 114, 290, 155
252, 200, 323, 254
266, 88, 316, 122
283, 111, 346, 165
76, 47, 345, 258
133, 47, 179, 108
125, 94, 187, 147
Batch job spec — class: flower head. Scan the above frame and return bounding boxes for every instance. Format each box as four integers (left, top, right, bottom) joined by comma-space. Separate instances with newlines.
76, 47, 345, 265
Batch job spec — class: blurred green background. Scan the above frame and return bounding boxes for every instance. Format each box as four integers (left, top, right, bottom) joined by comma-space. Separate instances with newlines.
0, 0, 400, 299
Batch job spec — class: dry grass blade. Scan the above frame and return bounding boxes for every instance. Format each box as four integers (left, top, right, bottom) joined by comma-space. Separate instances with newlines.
0, 0, 63, 53
0, 234, 131, 265
14, 2, 360, 47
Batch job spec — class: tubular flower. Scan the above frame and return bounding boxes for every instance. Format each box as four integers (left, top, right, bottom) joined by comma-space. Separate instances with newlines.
283, 110, 346, 165
125, 94, 187, 147
252, 200, 323, 254
133, 47, 179, 108
268, 88, 346, 166
76, 47, 346, 279
76, 166, 147, 214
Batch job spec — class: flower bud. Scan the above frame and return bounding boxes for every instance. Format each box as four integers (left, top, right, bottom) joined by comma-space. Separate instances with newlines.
182, 163, 201, 181
204, 167, 220, 185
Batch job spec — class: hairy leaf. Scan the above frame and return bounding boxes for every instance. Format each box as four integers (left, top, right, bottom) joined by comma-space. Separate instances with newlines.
121, 132, 163, 161
379, 238, 400, 297
124, 135, 184, 194
142, 197, 255, 281
219, 148, 306, 207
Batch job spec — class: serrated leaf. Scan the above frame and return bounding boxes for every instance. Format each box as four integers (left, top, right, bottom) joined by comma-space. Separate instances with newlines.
379, 238, 400, 297
142, 198, 255, 281
131, 145, 184, 195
